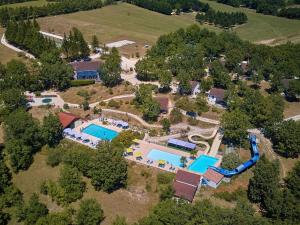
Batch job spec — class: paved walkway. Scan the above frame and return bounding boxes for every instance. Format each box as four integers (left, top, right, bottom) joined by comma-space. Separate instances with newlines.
1, 34, 35, 59
284, 114, 300, 121
178, 109, 220, 125
208, 131, 223, 157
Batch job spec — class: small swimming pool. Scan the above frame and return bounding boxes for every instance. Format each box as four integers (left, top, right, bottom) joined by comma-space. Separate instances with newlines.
82, 124, 118, 141
147, 149, 185, 167
42, 98, 52, 104
188, 155, 219, 174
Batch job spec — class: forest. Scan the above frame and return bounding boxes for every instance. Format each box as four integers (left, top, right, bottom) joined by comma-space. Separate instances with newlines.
0, 0, 115, 26
217, 0, 300, 19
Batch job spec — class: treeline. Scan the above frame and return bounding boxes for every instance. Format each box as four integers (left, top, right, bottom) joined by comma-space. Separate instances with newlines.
0, 0, 34, 6
196, 8, 247, 28
61, 27, 90, 61
0, 0, 115, 27
217, 0, 300, 19
124, 0, 202, 15
5, 20, 56, 57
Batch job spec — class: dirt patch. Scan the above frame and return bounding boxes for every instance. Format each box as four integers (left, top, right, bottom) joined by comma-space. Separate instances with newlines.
59, 83, 134, 104
29, 106, 60, 122
284, 101, 300, 118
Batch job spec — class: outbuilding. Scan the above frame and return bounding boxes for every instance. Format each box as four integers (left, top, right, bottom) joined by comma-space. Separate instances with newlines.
71, 61, 101, 80
202, 168, 224, 188
58, 112, 82, 129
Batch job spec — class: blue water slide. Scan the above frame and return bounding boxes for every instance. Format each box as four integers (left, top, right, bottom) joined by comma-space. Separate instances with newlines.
210, 134, 260, 178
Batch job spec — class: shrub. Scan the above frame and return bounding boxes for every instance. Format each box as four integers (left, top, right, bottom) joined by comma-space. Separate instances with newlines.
187, 117, 198, 126
99, 101, 106, 106
70, 80, 95, 87
170, 108, 182, 124
221, 153, 241, 170
63, 103, 69, 110
108, 88, 113, 95
157, 173, 174, 185
108, 100, 120, 109
47, 149, 64, 167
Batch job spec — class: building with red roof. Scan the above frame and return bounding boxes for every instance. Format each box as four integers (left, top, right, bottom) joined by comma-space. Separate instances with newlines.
173, 170, 201, 202
203, 168, 224, 188
155, 97, 169, 114
58, 112, 81, 129
208, 88, 226, 106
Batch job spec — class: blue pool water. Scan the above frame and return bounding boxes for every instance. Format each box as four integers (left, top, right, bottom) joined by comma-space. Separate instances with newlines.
188, 155, 219, 174
147, 149, 185, 167
82, 124, 118, 141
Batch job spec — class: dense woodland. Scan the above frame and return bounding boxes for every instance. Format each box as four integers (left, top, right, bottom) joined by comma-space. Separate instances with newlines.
0, 0, 115, 26
217, 0, 300, 19
196, 8, 247, 27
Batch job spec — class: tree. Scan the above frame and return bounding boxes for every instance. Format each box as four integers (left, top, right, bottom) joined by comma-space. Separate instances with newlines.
210, 61, 231, 89
161, 118, 171, 133
42, 113, 63, 147
35, 211, 72, 225
112, 130, 139, 148
5, 140, 33, 172
266, 120, 300, 158
88, 143, 127, 192
101, 47, 121, 87
190, 149, 197, 159
285, 161, 300, 199
17, 194, 48, 225
158, 70, 172, 91
0, 88, 27, 113
58, 165, 86, 203
221, 153, 241, 170
0, 157, 11, 193
159, 184, 175, 201
141, 97, 160, 121
180, 156, 188, 168
248, 156, 280, 203
170, 108, 183, 124
285, 79, 300, 100
0, 210, 10, 225
195, 94, 209, 114
221, 110, 251, 145
91, 35, 99, 53
75, 199, 104, 225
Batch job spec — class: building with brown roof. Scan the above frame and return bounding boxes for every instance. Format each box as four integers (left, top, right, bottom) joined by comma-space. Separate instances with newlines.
58, 112, 81, 129
155, 97, 169, 114
70, 61, 102, 80
208, 88, 226, 106
173, 170, 201, 202
203, 168, 224, 188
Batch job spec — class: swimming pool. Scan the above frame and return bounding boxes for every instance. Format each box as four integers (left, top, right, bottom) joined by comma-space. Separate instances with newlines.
188, 155, 219, 174
82, 124, 118, 141
147, 149, 185, 167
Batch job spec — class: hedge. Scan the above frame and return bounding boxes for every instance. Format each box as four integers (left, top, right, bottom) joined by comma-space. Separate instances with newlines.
70, 80, 95, 87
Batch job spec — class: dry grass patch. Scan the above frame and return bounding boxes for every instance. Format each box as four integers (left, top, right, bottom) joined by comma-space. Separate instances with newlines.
59, 83, 134, 104
29, 106, 60, 122
0, 124, 4, 144
283, 101, 300, 118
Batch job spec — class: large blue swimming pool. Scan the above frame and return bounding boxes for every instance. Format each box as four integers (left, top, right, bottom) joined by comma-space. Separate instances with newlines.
188, 155, 219, 174
82, 124, 118, 141
147, 149, 185, 167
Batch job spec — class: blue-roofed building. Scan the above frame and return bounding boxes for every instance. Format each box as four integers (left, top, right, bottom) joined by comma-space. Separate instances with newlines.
168, 138, 196, 151
71, 61, 102, 80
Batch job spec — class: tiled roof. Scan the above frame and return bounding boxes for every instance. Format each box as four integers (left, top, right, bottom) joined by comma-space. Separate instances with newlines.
71, 61, 101, 72
58, 112, 80, 129
173, 180, 198, 202
209, 88, 226, 101
175, 170, 201, 187
203, 168, 224, 184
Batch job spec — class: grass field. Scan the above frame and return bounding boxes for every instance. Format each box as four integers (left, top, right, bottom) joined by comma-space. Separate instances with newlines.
0, 0, 49, 9
36, 1, 300, 45
12, 142, 160, 225
202, 0, 300, 44
37, 3, 216, 44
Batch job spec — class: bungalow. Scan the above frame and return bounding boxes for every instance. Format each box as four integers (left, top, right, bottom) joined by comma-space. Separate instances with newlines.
155, 97, 169, 114
202, 168, 224, 189
208, 88, 226, 106
58, 112, 82, 129
71, 61, 101, 80
173, 170, 202, 202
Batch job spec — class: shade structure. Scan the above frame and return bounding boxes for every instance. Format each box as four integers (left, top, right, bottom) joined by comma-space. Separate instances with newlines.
134, 151, 142, 158
158, 160, 166, 165
81, 134, 90, 141
168, 138, 196, 150
74, 132, 82, 139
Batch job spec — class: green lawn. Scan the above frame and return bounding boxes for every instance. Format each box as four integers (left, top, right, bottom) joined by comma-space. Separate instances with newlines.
202, 0, 300, 44
0, 0, 49, 9
37, 3, 218, 44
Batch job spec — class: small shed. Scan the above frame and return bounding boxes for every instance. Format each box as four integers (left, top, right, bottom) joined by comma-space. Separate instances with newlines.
58, 112, 81, 129
202, 168, 224, 188
208, 88, 226, 106
156, 97, 169, 114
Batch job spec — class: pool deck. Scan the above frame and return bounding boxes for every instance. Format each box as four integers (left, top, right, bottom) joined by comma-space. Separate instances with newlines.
73, 118, 122, 142
125, 140, 222, 174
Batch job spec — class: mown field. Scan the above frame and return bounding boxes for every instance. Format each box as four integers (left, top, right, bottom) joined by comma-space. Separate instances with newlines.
202, 0, 300, 44
37, 2, 216, 44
